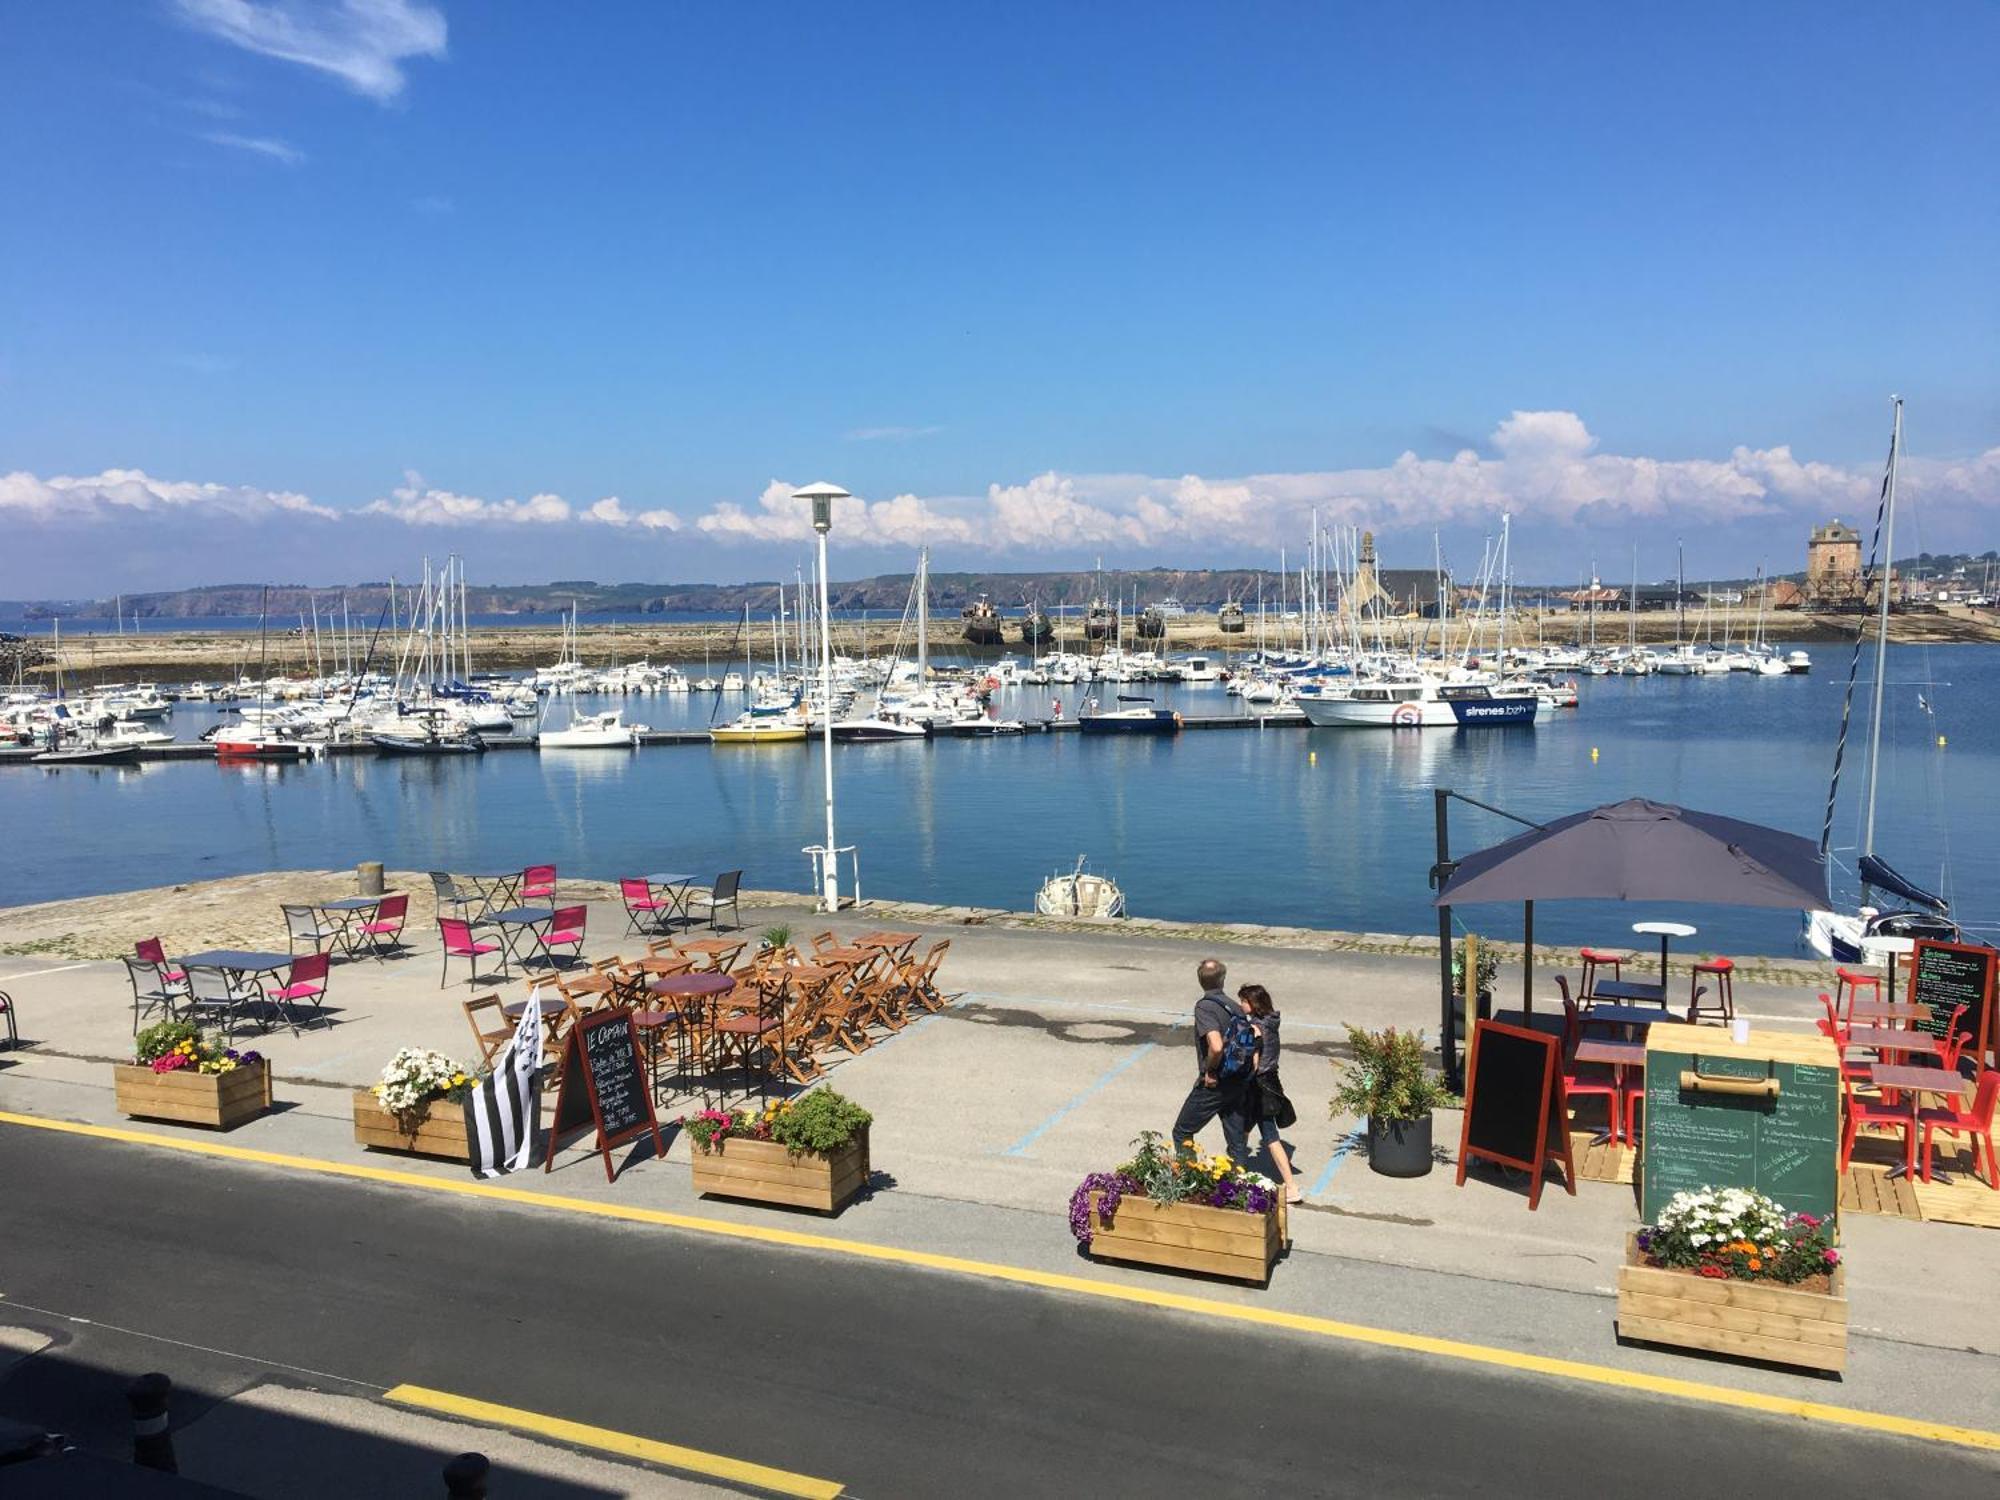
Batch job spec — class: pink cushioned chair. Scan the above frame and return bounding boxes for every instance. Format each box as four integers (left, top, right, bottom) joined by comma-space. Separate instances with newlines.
439, 918, 503, 988
264, 951, 329, 1033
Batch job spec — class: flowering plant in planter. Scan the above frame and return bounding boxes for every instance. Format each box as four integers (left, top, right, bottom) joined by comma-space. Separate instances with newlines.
373, 1047, 480, 1123
1067, 1131, 1278, 1245
681, 1089, 872, 1156
1637, 1187, 1839, 1285
134, 1019, 262, 1076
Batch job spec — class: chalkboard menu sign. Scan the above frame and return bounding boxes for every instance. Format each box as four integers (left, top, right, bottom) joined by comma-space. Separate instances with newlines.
547, 1009, 663, 1182
1639, 1034, 1840, 1223
1911, 939, 1995, 1064
1454, 1020, 1575, 1211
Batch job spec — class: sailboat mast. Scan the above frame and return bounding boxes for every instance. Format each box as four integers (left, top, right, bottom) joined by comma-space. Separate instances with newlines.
916, 548, 929, 680
1861, 396, 1903, 868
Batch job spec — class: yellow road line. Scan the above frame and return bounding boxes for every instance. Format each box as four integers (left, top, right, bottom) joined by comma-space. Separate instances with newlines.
7, 1108, 2000, 1456
385, 1384, 842, 1498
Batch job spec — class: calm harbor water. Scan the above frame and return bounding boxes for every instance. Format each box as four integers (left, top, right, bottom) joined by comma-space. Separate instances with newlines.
5, 646, 1991, 958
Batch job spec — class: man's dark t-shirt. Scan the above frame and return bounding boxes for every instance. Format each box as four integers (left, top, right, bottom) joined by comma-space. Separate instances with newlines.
1192, 989, 1236, 1078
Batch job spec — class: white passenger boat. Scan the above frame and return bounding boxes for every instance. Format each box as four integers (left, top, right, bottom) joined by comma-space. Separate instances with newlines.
1297, 678, 1539, 729
538, 708, 644, 748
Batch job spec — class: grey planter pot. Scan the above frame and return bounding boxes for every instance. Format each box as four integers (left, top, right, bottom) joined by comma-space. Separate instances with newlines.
1367, 1112, 1435, 1177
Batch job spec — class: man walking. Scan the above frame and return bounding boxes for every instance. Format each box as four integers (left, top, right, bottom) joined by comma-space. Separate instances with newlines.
1171, 957, 1250, 1163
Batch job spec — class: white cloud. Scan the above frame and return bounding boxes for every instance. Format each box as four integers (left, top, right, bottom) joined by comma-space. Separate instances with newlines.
359, 474, 679, 531
173, 0, 447, 103
0, 468, 334, 522
201, 131, 305, 166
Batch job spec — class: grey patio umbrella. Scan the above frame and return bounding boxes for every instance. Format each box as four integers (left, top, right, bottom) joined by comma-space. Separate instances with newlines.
1434, 797, 1826, 911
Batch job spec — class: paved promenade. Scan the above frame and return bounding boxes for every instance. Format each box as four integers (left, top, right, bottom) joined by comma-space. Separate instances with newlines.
1, 874, 1995, 1493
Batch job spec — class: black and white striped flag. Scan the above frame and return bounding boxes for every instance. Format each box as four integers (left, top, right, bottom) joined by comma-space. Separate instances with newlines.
464, 987, 544, 1177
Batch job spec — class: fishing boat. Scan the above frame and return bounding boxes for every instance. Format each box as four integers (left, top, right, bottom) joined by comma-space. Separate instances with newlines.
1078, 695, 1181, 734
961, 597, 1004, 646
1296, 677, 1538, 729
1218, 599, 1246, 635
1804, 397, 1962, 961
1035, 856, 1126, 919
1020, 603, 1053, 645
538, 708, 643, 749
213, 724, 317, 760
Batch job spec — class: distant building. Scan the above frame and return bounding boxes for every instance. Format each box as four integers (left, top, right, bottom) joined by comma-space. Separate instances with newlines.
1806, 519, 1864, 606
1339, 531, 1394, 615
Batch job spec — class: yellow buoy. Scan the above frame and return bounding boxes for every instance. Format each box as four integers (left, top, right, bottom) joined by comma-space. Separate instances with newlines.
1938, 735, 1947, 747
1590, 746, 1600, 762
1309, 751, 1317, 765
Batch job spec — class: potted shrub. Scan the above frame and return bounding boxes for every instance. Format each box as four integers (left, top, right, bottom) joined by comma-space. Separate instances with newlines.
1068, 1131, 1284, 1285
352, 1048, 481, 1161
1333, 1025, 1458, 1178
1618, 1187, 1846, 1372
760, 925, 793, 952
683, 1088, 871, 1213
115, 1020, 269, 1130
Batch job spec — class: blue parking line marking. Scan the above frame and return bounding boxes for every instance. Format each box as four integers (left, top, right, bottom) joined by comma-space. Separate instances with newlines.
1308, 1127, 1367, 1198
1002, 1042, 1158, 1158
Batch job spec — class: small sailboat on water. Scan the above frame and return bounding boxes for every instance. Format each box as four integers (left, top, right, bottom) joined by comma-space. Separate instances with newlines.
1035, 856, 1126, 919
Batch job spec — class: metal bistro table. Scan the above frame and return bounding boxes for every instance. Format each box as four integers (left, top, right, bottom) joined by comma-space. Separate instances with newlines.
1579, 1003, 1686, 1031
179, 949, 293, 976
643, 872, 697, 929
315, 895, 381, 956
464, 871, 525, 922
486, 907, 556, 975
502, 995, 568, 1022
1588, 979, 1670, 1010
1574, 1038, 1646, 1145
1631, 920, 1698, 985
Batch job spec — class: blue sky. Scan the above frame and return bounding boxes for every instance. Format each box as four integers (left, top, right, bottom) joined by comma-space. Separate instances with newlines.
3, 2, 1996, 594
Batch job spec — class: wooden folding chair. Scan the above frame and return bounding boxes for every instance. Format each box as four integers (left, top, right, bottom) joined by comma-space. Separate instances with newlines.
808, 930, 841, 959
462, 993, 512, 1069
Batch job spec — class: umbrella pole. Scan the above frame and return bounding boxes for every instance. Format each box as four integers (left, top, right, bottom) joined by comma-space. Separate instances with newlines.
1522, 900, 1534, 1019
1434, 789, 1461, 1092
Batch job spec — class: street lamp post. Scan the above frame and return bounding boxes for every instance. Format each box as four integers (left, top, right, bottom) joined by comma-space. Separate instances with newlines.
795, 482, 849, 912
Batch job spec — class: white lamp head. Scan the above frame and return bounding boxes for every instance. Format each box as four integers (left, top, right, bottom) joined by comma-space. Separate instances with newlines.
793, 481, 849, 535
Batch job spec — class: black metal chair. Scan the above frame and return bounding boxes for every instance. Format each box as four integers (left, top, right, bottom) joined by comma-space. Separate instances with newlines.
122, 956, 182, 1033
429, 871, 481, 923
0, 989, 17, 1050
689, 870, 743, 931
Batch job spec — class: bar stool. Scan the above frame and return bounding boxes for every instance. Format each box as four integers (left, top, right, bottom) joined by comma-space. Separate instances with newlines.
1688, 956, 1735, 1024
1833, 967, 1881, 1024
1579, 948, 1626, 1001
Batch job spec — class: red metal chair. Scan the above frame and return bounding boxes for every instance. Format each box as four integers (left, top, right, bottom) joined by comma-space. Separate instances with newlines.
359, 893, 410, 960
521, 864, 558, 903
439, 918, 503, 988
264, 952, 329, 1032
1839, 1067, 1912, 1174
135, 937, 190, 995
1560, 988, 1623, 1143
619, 878, 673, 936
534, 905, 588, 969
1578, 948, 1625, 1002
1918, 1069, 1999, 1189
1686, 956, 1734, 1025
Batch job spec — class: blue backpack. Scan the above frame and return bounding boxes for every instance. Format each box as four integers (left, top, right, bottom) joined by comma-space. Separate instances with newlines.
1217, 1014, 1260, 1083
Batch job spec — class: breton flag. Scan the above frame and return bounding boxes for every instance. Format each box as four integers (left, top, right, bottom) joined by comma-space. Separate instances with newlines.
464, 987, 544, 1178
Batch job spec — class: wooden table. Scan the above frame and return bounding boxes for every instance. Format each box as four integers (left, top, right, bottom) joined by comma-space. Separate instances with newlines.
854, 931, 920, 961
1846, 1001, 1932, 1027
1870, 1063, 1969, 1182
815, 945, 873, 966
1574, 1038, 1646, 1145
678, 937, 746, 971
1845, 1026, 1939, 1057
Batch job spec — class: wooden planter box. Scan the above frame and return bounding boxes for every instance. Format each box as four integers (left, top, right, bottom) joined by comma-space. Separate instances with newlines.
1616, 1233, 1848, 1373
114, 1061, 270, 1130
1086, 1190, 1283, 1286
352, 1090, 473, 1162
689, 1129, 869, 1213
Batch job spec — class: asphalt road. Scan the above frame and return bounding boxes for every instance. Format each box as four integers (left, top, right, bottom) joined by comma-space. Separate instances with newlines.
1, 1128, 1991, 1498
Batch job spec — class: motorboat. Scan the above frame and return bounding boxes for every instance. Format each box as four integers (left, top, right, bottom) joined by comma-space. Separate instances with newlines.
1077, 696, 1181, 734
1177, 655, 1222, 684
830, 714, 928, 743
1296, 677, 1538, 729
930, 716, 1027, 737
371, 709, 485, 755
1035, 857, 1126, 919
1787, 649, 1812, 674
538, 709, 644, 749
102, 719, 176, 748
710, 696, 809, 744
33, 735, 141, 766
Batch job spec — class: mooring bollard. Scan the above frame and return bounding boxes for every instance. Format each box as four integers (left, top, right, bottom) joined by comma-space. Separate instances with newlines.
358, 860, 385, 896
443, 1451, 490, 1498
127, 1371, 176, 1473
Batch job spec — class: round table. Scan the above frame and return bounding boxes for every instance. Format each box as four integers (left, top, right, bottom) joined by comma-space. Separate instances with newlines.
1632, 920, 1698, 983
1861, 935, 1918, 1006
502, 997, 568, 1020
648, 972, 739, 1102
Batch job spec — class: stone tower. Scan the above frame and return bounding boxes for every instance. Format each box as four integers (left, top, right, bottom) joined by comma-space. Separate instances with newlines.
1807, 520, 1863, 605
1343, 530, 1391, 615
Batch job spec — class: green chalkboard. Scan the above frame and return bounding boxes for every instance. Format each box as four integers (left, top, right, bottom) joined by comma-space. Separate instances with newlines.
1640, 1049, 1840, 1223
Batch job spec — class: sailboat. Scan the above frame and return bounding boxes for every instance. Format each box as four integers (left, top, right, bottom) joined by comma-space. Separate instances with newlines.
1804, 397, 1960, 961
711, 603, 808, 743
213, 587, 317, 760
538, 610, 645, 747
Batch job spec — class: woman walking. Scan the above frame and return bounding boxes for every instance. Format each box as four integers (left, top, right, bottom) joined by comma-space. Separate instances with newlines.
1238, 983, 1303, 1203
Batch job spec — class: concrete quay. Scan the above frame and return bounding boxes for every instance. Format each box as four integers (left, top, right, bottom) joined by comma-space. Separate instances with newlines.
2, 872, 1995, 1462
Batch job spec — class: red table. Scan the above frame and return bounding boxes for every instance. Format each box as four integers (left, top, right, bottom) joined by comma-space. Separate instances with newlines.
1574, 1038, 1646, 1145
1870, 1064, 1969, 1183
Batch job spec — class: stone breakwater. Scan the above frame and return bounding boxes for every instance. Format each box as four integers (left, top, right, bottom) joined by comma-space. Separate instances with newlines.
0, 869, 1831, 987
